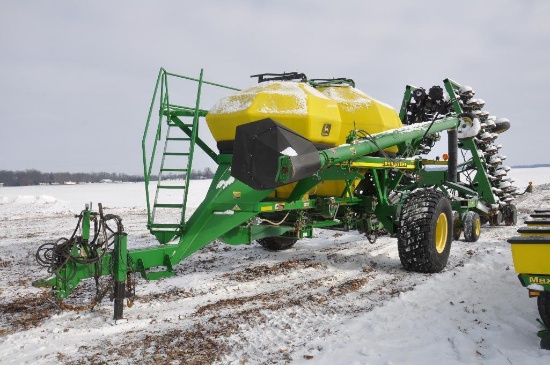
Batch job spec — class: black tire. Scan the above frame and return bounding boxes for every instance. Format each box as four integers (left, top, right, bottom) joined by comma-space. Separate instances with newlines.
503, 204, 518, 226
257, 235, 298, 251
398, 189, 453, 273
489, 211, 503, 226
463, 211, 481, 242
452, 211, 462, 241
541, 335, 550, 350
480, 215, 489, 225
538, 292, 550, 329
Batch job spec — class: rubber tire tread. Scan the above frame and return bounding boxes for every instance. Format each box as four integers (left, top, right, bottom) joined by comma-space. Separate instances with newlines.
538, 292, 550, 329
463, 211, 481, 242
257, 236, 298, 251
452, 211, 461, 241
480, 215, 489, 225
489, 211, 502, 226
398, 188, 453, 273
503, 204, 517, 226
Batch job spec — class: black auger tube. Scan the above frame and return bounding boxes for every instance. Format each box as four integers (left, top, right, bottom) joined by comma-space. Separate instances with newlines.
447, 129, 458, 183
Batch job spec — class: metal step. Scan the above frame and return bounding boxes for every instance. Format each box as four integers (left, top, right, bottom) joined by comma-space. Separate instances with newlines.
162, 105, 208, 118
158, 185, 186, 190
167, 122, 194, 127
163, 152, 190, 156
154, 203, 185, 208
160, 168, 188, 172
150, 223, 182, 229
166, 137, 191, 141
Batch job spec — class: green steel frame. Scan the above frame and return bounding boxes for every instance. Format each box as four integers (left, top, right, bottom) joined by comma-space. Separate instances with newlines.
33, 69, 495, 318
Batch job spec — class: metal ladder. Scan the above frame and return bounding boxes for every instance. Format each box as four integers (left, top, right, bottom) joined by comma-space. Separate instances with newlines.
149, 122, 192, 236
145, 70, 205, 243
142, 68, 239, 244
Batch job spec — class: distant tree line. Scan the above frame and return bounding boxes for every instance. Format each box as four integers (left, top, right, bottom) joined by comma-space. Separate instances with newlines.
512, 164, 550, 168
0, 167, 215, 187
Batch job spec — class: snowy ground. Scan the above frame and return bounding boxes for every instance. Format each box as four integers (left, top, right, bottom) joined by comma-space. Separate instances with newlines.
1, 168, 550, 364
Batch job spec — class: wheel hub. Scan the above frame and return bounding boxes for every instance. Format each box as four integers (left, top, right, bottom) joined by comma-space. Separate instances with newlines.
435, 212, 448, 253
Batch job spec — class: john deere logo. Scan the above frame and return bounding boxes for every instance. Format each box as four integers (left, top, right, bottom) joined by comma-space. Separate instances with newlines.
321, 124, 332, 136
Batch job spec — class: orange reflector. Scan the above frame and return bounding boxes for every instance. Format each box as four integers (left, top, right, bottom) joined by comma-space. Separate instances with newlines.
442, 154, 449, 161
529, 290, 540, 297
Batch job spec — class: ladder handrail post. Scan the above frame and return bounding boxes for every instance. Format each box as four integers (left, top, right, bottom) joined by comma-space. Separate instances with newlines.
179, 69, 204, 225
142, 68, 165, 227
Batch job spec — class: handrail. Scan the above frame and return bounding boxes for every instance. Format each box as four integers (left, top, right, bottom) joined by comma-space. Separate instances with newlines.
142, 69, 164, 227
164, 70, 240, 91
179, 69, 204, 225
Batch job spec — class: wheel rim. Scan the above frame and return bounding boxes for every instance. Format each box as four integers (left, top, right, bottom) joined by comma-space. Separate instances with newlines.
475, 218, 481, 236
435, 212, 448, 253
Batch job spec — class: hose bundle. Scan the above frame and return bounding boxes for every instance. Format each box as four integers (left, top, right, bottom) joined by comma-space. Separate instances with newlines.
35, 210, 124, 281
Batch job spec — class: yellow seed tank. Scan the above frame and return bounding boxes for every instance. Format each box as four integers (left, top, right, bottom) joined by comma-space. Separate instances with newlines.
206, 80, 403, 198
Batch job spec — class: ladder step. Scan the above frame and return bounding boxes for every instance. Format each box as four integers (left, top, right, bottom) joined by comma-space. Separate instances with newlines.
168, 104, 208, 116
154, 203, 184, 208
166, 137, 191, 141
163, 152, 190, 156
162, 105, 208, 118
150, 223, 182, 229
161, 168, 188, 172
167, 122, 194, 127
158, 185, 186, 189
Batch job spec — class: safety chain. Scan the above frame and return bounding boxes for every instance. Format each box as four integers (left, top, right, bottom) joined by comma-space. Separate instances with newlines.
365, 228, 388, 244
366, 230, 378, 244
125, 255, 136, 308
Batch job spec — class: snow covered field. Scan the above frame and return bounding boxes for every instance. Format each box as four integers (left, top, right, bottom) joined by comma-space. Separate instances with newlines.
1, 167, 550, 364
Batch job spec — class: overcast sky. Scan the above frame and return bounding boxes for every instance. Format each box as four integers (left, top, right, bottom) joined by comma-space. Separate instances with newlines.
1, 1, 549, 174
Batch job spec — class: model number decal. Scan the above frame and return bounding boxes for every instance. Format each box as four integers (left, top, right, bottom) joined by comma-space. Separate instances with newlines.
321, 124, 332, 136
529, 276, 550, 285
383, 161, 408, 168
